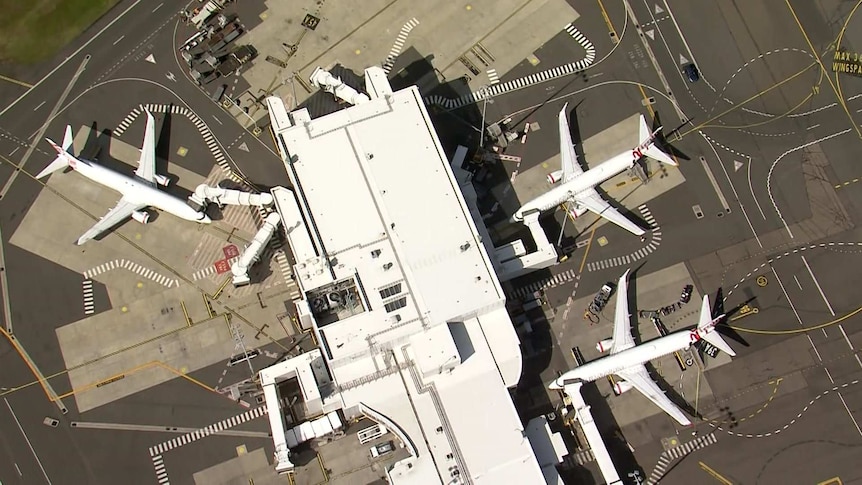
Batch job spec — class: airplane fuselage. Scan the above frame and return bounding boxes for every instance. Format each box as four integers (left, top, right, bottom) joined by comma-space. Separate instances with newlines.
74, 158, 206, 222
514, 149, 638, 221
551, 326, 710, 388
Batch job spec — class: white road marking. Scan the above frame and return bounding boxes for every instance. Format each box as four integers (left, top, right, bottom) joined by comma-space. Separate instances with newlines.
382, 18, 420, 74
838, 324, 862, 370
701, 142, 763, 248
698, 155, 732, 213
113, 35, 125, 45
801, 255, 835, 316
212, 115, 223, 125
771, 266, 821, 363
767, 129, 851, 238
0, 55, 89, 198
793, 274, 803, 290
746, 155, 768, 220
34, 101, 45, 111
8, 146, 19, 156
5, 398, 52, 484
0, 0, 144, 118
660, 0, 699, 74
713, 379, 861, 439
152, 2, 163, 12
425, 23, 595, 109
837, 391, 862, 437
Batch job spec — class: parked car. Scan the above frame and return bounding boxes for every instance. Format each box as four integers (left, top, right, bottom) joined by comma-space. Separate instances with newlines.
680, 284, 693, 304
370, 440, 395, 458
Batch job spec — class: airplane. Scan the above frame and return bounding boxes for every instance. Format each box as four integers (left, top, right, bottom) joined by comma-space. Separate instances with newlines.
511, 103, 678, 236
36, 110, 211, 245
549, 269, 736, 426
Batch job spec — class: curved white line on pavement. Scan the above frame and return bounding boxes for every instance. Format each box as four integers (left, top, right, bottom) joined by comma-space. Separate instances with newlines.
766, 129, 851, 238
700, 133, 751, 159
710, 379, 860, 438
701, 133, 766, 221
84, 259, 180, 288
493, 79, 685, 126
112, 103, 243, 185
585, 204, 661, 272
707, 48, 814, 118
722, 241, 862, 301
700, 130, 763, 247
424, 22, 599, 110
41, 77, 256, 189
739, 127, 795, 137
383, 18, 420, 73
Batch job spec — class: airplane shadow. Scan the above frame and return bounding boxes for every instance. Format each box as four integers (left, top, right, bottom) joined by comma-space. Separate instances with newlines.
155, 103, 174, 181
564, 104, 652, 236
62, 120, 202, 242
628, 265, 704, 423
710, 287, 752, 350
651, 110, 691, 162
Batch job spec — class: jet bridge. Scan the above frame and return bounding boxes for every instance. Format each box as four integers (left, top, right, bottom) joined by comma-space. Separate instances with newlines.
189, 183, 274, 209
449, 145, 558, 283
564, 382, 623, 485
231, 212, 282, 286
309, 67, 370, 106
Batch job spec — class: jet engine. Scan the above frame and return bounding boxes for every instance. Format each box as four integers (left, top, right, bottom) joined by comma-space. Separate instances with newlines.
567, 204, 588, 219
613, 380, 634, 396
154, 174, 170, 187
547, 169, 564, 184
596, 338, 614, 353
131, 210, 150, 224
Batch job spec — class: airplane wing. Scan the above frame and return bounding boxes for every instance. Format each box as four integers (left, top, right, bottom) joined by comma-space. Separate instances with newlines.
134, 110, 157, 185
616, 364, 692, 426
609, 269, 635, 354
76, 196, 145, 245
559, 103, 584, 182
575, 189, 646, 236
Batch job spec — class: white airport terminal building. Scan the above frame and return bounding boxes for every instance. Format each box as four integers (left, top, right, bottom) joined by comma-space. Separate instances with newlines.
255, 66, 569, 484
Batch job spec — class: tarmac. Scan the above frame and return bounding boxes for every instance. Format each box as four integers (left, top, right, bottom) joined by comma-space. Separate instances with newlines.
231, 0, 580, 125
8, 125, 299, 413
492, 113, 686, 235
555, 263, 722, 432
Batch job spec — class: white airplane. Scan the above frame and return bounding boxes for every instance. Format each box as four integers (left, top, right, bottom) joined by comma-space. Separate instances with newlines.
549, 269, 736, 426
511, 104, 678, 236
36, 110, 211, 245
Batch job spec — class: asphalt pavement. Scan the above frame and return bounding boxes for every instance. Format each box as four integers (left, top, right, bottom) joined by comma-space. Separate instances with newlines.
3, 0, 862, 483
482, 0, 862, 482
0, 1, 286, 483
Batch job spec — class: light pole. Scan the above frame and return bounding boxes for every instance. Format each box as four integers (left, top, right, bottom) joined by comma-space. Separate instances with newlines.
557, 199, 573, 249
232, 96, 262, 136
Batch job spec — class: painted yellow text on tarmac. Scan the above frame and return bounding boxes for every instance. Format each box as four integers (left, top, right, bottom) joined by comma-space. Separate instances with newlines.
833, 49, 862, 75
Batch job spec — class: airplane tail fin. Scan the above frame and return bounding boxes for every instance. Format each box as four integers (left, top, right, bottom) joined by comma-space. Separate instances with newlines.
696, 295, 736, 357
638, 114, 678, 167
37, 126, 75, 179
61, 125, 74, 153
